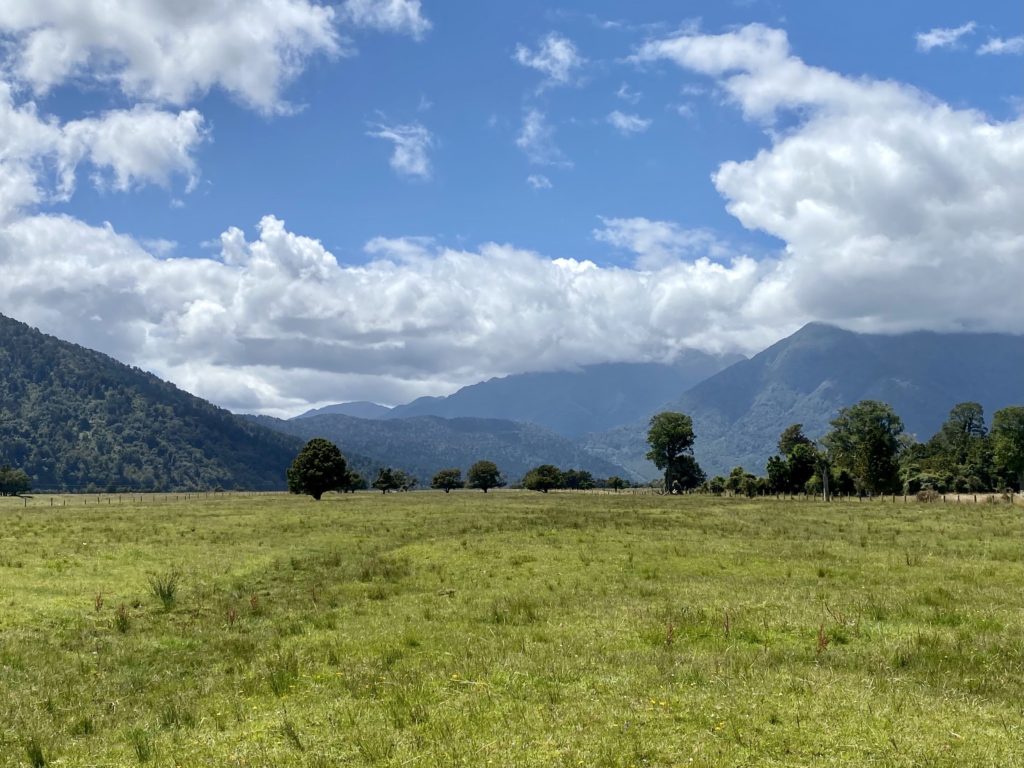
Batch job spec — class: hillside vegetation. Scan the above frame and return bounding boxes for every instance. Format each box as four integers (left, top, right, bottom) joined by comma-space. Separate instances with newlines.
0, 315, 300, 491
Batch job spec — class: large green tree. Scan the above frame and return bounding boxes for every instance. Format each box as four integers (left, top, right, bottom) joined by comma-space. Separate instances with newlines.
992, 406, 1024, 491
286, 439, 348, 501
522, 464, 562, 493
823, 400, 904, 494
778, 424, 813, 457
430, 468, 463, 493
0, 466, 31, 496
645, 411, 701, 493
467, 460, 504, 493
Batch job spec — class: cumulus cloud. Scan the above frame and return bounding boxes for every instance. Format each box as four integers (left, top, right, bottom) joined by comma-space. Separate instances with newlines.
634, 23, 1024, 334
0, 213, 778, 414
978, 36, 1024, 56
514, 33, 585, 89
516, 109, 571, 167
595, 217, 731, 269
367, 122, 434, 179
916, 22, 976, 52
0, 0, 340, 113
527, 174, 553, 189
341, 0, 431, 40
607, 110, 652, 135
0, 82, 205, 221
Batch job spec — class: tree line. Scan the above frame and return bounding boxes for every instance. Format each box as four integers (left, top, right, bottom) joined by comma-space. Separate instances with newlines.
279, 400, 1024, 501
645, 401, 1024, 498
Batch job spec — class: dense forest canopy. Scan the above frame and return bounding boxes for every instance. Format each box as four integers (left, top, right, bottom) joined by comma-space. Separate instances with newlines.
0, 315, 300, 491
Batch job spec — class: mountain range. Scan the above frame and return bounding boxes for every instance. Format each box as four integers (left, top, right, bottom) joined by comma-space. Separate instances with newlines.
584, 323, 1024, 477
4, 311, 1023, 490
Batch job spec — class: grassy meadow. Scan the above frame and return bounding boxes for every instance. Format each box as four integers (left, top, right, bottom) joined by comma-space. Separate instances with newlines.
1, 491, 1024, 766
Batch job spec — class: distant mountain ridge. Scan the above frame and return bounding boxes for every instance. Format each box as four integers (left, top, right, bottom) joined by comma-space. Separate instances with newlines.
381, 353, 742, 436
0, 314, 301, 491
297, 401, 392, 420
583, 323, 1024, 478
255, 412, 631, 484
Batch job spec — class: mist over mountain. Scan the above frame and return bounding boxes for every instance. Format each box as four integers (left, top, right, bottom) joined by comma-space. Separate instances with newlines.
383, 353, 742, 437
256, 412, 630, 484
0, 314, 301, 491
583, 323, 1024, 479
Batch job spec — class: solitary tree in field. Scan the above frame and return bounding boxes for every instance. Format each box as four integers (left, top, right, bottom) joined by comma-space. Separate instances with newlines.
823, 400, 903, 494
607, 476, 626, 492
0, 466, 31, 496
467, 460, 504, 493
645, 411, 701, 493
286, 439, 348, 501
992, 406, 1024, 491
523, 464, 562, 493
373, 467, 402, 494
431, 468, 463, 493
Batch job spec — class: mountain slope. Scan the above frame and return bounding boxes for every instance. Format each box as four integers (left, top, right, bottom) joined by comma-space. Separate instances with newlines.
0, 314, 302, 491
255, 413, 631, 484
386, 353, 742, 437
296, 401, 392, 420
583, 323, 1024, 478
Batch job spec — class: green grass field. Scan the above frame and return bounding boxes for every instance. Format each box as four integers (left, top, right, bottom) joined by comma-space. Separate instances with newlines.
2, 491, 1024, 767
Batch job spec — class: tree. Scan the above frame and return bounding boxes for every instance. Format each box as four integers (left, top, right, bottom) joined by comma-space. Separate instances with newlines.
787, 443, 818, 492
523, 464, 562, 493
992, 406, 1024, 491
778, 424, 813, 457
645, 411, 700, 493
607, 476, 626, 492
0, 466, 31, 496
561, 469, 595, 490
823, 401, 904, 494
373, 467, 402, 494
431, 468, 463, 493
937, 402, 987, 463
765, 455, 789, 493
344, 470, 367, 492
467, 460, 504, 493
286, 439, 348, 501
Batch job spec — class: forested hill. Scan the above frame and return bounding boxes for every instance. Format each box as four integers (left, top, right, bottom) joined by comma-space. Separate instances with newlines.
0, 314, 301, 491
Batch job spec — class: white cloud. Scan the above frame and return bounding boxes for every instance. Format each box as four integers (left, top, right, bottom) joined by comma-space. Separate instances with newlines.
634, 23, 1024, 334
607, 110, 652, 135
0, 82, 205, 221
367, 122, 434, 179
514, 33, 585, 89
595, 217, 731, 269
516, 109, 571, 167
0, 213, 779, 414
616, 83, 643, 104
916, 22, 976, 52
978, 36, 1024, 56
527, 174, 553, 189
63, 107, 207, 193
0, 0, 340, 113
341, 0, 431, 40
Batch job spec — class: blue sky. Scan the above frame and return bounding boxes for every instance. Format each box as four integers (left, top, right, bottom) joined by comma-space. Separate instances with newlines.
0, 1, 1021, 413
